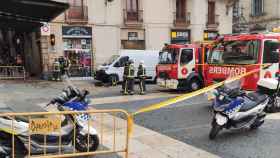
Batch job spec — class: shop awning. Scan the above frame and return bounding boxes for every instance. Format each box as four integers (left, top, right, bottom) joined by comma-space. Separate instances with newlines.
0, 0, 69, 31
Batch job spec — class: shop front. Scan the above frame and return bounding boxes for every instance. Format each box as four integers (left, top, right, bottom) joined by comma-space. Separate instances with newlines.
170, 29, 191, 44
121, 28, 145, 49
62, 26, 93, 77
0, 0, 68, 78
203, 30, 219, 42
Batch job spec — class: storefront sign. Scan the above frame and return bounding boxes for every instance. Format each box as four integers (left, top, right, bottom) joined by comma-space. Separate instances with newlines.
128, 32, 138, 40
29, 118, 61, 134
204, 30, 219, 41
170, 30, 190, 44
41, 22, 50, 36
272, 27, 280, 33
62, 26, 92, 38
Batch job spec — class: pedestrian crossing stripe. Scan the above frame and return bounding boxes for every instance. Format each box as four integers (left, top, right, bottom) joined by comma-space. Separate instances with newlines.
127, 64, 271, 137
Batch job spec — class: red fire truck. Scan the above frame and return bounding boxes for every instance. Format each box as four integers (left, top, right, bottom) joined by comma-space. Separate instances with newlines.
156, 44, 208, 91
205, 33, 280, 90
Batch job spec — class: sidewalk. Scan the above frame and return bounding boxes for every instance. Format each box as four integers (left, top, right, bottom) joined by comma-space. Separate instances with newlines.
97, 112, 220, 158
43, 104, 219, 158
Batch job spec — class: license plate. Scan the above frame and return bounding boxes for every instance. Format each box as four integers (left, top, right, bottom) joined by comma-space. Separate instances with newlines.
215, 113, 228, 125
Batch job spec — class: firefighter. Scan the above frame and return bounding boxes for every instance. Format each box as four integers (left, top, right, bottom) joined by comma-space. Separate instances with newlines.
58, 56, 71, 76
52, 58, 61, 81
137, 60, 146, 95
63, 56, 71, 76
121, 61, 129, 95
127, 59, 135, 95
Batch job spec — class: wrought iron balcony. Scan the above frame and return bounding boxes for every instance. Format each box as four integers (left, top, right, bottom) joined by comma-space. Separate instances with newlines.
65, 6, 88, 23
123, 9, 143, 27
174, 12, 191, 27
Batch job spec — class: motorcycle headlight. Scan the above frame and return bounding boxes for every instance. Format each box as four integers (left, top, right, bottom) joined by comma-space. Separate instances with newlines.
218, 95, 225, 101
207, 89, 218, 101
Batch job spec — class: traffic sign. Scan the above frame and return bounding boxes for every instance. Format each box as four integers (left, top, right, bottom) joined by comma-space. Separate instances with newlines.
41, 22, 51, 36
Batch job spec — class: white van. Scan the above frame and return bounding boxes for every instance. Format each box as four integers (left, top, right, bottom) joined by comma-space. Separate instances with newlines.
95, 49, 159, 85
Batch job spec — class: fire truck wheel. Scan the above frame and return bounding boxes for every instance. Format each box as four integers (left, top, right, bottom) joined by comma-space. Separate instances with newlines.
189, 79, 201, 91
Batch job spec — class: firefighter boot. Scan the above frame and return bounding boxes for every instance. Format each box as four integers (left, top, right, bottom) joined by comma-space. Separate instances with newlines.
139, 79, 146, 95
123, 80, 129, 95
128, 79, 135, 95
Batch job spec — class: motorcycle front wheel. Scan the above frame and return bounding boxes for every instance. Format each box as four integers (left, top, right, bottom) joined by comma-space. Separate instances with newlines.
209, 121, 222, 140
75, 134, 99, 152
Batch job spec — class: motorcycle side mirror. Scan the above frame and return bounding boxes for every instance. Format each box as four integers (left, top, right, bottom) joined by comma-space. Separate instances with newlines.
83, 90, 90, 96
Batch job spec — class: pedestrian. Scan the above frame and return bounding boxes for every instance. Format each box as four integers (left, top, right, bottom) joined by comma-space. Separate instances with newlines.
121, 61, 129, 95
15, 54, 23, 73
137, 60, 147, 95
64, 56, 71, 77
52, 58, 61, 81
127, 59, 135, 95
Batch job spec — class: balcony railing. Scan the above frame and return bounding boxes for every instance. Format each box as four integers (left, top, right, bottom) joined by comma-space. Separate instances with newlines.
174, 12, 191, 27
206, 14, 219, 28
65, 6, 88, 23
123, 9, 143, 26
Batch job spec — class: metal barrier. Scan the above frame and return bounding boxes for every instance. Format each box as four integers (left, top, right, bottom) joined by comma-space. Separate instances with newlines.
0, 66, 26, 80
0, 109, 130, 158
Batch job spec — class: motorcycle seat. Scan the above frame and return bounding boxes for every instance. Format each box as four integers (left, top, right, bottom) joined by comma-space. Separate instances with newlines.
239, 93, 267, 112
246, 92, 267, 103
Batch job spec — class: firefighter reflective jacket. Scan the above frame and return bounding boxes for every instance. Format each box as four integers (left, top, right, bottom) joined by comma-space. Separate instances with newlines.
137, 64, 146, 78
123, 62, 129, 78
127, 63, 135, 79
53, 61, 60, 72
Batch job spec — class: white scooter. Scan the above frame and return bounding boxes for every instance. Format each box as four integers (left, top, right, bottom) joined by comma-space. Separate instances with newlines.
0, 79, 99, 157
209, 79, 269, 140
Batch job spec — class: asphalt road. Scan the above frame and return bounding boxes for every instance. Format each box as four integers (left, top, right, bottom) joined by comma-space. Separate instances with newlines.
92, 87, 280, 158
1, 81, 280, 158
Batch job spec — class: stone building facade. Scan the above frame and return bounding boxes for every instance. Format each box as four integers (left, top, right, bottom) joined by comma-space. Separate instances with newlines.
41, 0, 233, 77
233, 0, 280, 33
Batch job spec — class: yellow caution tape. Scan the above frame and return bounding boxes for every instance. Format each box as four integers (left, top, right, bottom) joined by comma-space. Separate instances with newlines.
127, 64, 270, 137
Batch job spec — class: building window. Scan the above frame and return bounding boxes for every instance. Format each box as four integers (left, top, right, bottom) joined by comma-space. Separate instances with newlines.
69, 0, 83, 6
251, 0, 264, 16
126, 0, 139, 20
207, 1, 216, 24
176, 0, 186, 20
66, 0, 88, 22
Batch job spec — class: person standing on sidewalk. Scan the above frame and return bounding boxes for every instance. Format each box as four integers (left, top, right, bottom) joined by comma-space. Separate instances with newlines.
63, 56, 71, 77
137, 60, 146, 95
127, 59, 135, 95
121, 61, 129, 95
52, 58, 61, 81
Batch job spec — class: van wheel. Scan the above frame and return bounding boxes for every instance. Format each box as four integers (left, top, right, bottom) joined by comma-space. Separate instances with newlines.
109, 75, 118, 86
153, 77, 157, 84
189, 79, 201, 92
